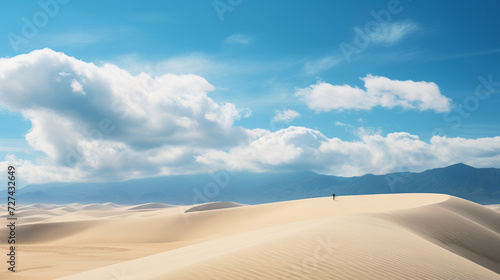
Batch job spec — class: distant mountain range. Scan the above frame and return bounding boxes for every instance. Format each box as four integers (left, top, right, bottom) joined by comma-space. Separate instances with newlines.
18, 163, 500, 205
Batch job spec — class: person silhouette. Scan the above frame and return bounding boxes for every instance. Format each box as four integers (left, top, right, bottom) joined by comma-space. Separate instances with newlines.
332, 193, 336, 200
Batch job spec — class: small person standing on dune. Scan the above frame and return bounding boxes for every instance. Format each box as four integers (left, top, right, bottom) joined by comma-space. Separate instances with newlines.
332, 193, 336, 200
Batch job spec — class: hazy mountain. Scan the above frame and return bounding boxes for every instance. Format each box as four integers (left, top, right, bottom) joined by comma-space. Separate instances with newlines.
18, 163, 500, 205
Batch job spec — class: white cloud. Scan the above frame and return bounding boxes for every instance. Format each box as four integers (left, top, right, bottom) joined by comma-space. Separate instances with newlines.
0, 49, 497, 184
295, 74, 452, 112
273, 109, 300, 123
70, 79, 85, 95
0, 49, 254, 183
357, 21, 418, 44
224, 34, 253, 45
197, 127, 500, 176
5, 122, 500, 183
304, 56, 341, 74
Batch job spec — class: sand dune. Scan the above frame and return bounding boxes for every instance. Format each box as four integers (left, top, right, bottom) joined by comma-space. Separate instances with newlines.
184, 201, 243, 213
27, 203, 60, 210
0, 194, 499, 279
81, 203, 120, 211
487, 204, 500, 212
59, 206, 81, 212
128, 202, 175, 210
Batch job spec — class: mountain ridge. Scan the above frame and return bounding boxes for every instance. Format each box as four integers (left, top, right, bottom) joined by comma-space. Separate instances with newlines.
17, 163, 500, 205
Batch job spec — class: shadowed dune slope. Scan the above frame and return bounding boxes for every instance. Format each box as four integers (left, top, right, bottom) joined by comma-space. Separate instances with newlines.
184, 201, 243, 213
128, 202, 175, 210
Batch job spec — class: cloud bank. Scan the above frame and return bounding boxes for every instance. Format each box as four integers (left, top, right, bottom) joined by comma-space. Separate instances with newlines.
197, 126, 500, 176
0, 49, 498, 184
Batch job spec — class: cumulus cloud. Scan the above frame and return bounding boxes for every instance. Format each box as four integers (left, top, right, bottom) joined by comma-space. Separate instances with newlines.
273, 109, 300, 123
0, 49, 254, 182
295, 74, 452, 112
197, 126, 500, 176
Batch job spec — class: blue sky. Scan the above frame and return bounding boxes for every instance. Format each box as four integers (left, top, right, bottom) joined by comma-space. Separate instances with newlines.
0, 0, 500, 185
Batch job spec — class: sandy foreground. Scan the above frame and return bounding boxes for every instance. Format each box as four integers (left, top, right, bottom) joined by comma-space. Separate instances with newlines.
1, 194, 500, 279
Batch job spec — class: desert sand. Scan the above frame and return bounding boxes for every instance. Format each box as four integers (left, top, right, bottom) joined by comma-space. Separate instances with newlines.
1, 194, 500, 279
